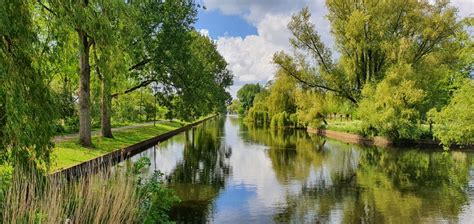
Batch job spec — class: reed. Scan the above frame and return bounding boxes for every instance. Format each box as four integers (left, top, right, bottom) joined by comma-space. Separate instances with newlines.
2, 166, 140, 224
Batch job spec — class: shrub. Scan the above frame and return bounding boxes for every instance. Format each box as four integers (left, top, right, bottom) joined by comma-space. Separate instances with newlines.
428, 80, 474, 147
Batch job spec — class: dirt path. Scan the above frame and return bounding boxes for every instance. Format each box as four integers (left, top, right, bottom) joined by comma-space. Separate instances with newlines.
53, 121, 163, 143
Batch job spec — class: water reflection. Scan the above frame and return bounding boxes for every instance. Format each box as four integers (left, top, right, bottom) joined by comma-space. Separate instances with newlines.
124, 116, 474, 223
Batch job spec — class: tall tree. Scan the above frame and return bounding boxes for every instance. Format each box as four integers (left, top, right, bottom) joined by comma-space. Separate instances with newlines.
275, 1, 464, 105
40, 0, 96, 146
274, 1, 470, 139
111, 1, 232, 121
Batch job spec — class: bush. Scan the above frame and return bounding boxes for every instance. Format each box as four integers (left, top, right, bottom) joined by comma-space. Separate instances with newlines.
136, 172, 180, 223
428, 80, 474, 147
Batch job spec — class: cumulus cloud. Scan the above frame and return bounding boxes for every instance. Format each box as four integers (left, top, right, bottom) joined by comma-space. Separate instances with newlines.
203, 0, 332, 97
451, 0, 474, 18
216, 14, 292, 85
203, 0, 308, 23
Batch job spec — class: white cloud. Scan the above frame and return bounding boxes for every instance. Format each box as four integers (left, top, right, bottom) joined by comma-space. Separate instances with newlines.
216, 14, 292, 86
203, 0, 308, 23
451, 0, 474, 18
198, 28, 210, 37
204, 1, 332, 97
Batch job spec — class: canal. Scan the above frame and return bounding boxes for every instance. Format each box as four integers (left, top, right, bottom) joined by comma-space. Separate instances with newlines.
125, 116, 474, 223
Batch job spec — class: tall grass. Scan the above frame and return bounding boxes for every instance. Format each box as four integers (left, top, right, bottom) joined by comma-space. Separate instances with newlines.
2, 166, 140, 223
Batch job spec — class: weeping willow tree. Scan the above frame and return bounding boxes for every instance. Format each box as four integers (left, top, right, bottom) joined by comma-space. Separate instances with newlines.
0, 0, 56, 168
274, 0, 472, 140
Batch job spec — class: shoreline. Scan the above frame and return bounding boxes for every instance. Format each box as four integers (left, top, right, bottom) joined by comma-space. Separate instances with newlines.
307, 127, 474, 150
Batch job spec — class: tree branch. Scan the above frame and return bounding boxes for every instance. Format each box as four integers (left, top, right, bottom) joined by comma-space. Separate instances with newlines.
92, 43, 103, 81
111, 79, 157, 98
277, 59, 358, 104
37, 0, 57, 16
129, 58, 153, 71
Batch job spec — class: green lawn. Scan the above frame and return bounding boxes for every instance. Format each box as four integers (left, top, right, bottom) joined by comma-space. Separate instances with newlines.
326, 120, 363, 135
51, 121, 185, 171
325, 120, 434, 139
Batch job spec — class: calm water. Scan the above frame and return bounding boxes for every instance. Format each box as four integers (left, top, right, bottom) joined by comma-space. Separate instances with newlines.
125, 116, 474, 223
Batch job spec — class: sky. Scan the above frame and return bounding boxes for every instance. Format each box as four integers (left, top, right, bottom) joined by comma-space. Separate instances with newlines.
194, 0, 474, 98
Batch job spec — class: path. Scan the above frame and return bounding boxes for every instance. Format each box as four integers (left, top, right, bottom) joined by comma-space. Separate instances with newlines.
53, 121, 164, 143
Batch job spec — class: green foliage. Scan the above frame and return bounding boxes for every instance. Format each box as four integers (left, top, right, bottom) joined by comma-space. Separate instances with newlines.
136, 171, 180, 224
164, 32, 233, 121
227, 99, 242, 114
0, 0, 56, 167
269, 1, 472, 141
357, 63, 426, 139
428, 80, 474, 147
237, 83, 262, 114
294, 90, 327, 128
132, 157, 152, 175
270, 112, 289, 129
113, 89, 166, 123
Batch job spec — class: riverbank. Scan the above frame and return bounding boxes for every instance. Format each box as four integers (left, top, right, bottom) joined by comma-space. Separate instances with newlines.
52, 121, 186, 171
52, 115, 217, 174
307, 127, 474, 150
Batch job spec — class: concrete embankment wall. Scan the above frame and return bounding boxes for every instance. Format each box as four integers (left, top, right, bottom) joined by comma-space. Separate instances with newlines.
53, 115, 217, 178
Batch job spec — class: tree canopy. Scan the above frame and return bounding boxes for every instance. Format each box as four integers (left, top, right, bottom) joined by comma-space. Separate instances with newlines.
241, 0, 472, 146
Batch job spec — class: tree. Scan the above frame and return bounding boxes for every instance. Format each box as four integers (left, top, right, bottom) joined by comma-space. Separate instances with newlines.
276, 1, 462, 104
267, 69, 297, 116
40, 0, 100, 147
163, 32, 233, 120
227, 99, 242, 114
274, 1, 470, 139
0, 0, 56, 167
237, 83, 262, 114
429, 80, 474, 147
91, 0, 132, 138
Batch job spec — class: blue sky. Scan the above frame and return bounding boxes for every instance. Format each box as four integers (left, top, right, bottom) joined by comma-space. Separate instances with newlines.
195, 9, 257, 39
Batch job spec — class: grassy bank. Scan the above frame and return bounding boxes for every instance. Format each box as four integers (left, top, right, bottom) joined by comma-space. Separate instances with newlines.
52, 121, 185, 171
325, 120, 433, 139
326, 120, 362, 135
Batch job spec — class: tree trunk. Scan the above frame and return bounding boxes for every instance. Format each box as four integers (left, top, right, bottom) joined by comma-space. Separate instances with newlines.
100, 75, 113, 138
78, 29, 92, 147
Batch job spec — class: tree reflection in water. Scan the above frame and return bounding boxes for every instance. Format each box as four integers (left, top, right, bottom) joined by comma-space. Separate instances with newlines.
271, 143, 470, 223
168, 118, 232, 222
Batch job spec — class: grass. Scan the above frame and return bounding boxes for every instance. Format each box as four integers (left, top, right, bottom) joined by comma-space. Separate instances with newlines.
325, 120, 434, 139
326, 119, 363, 135
51, 121, 185, 171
